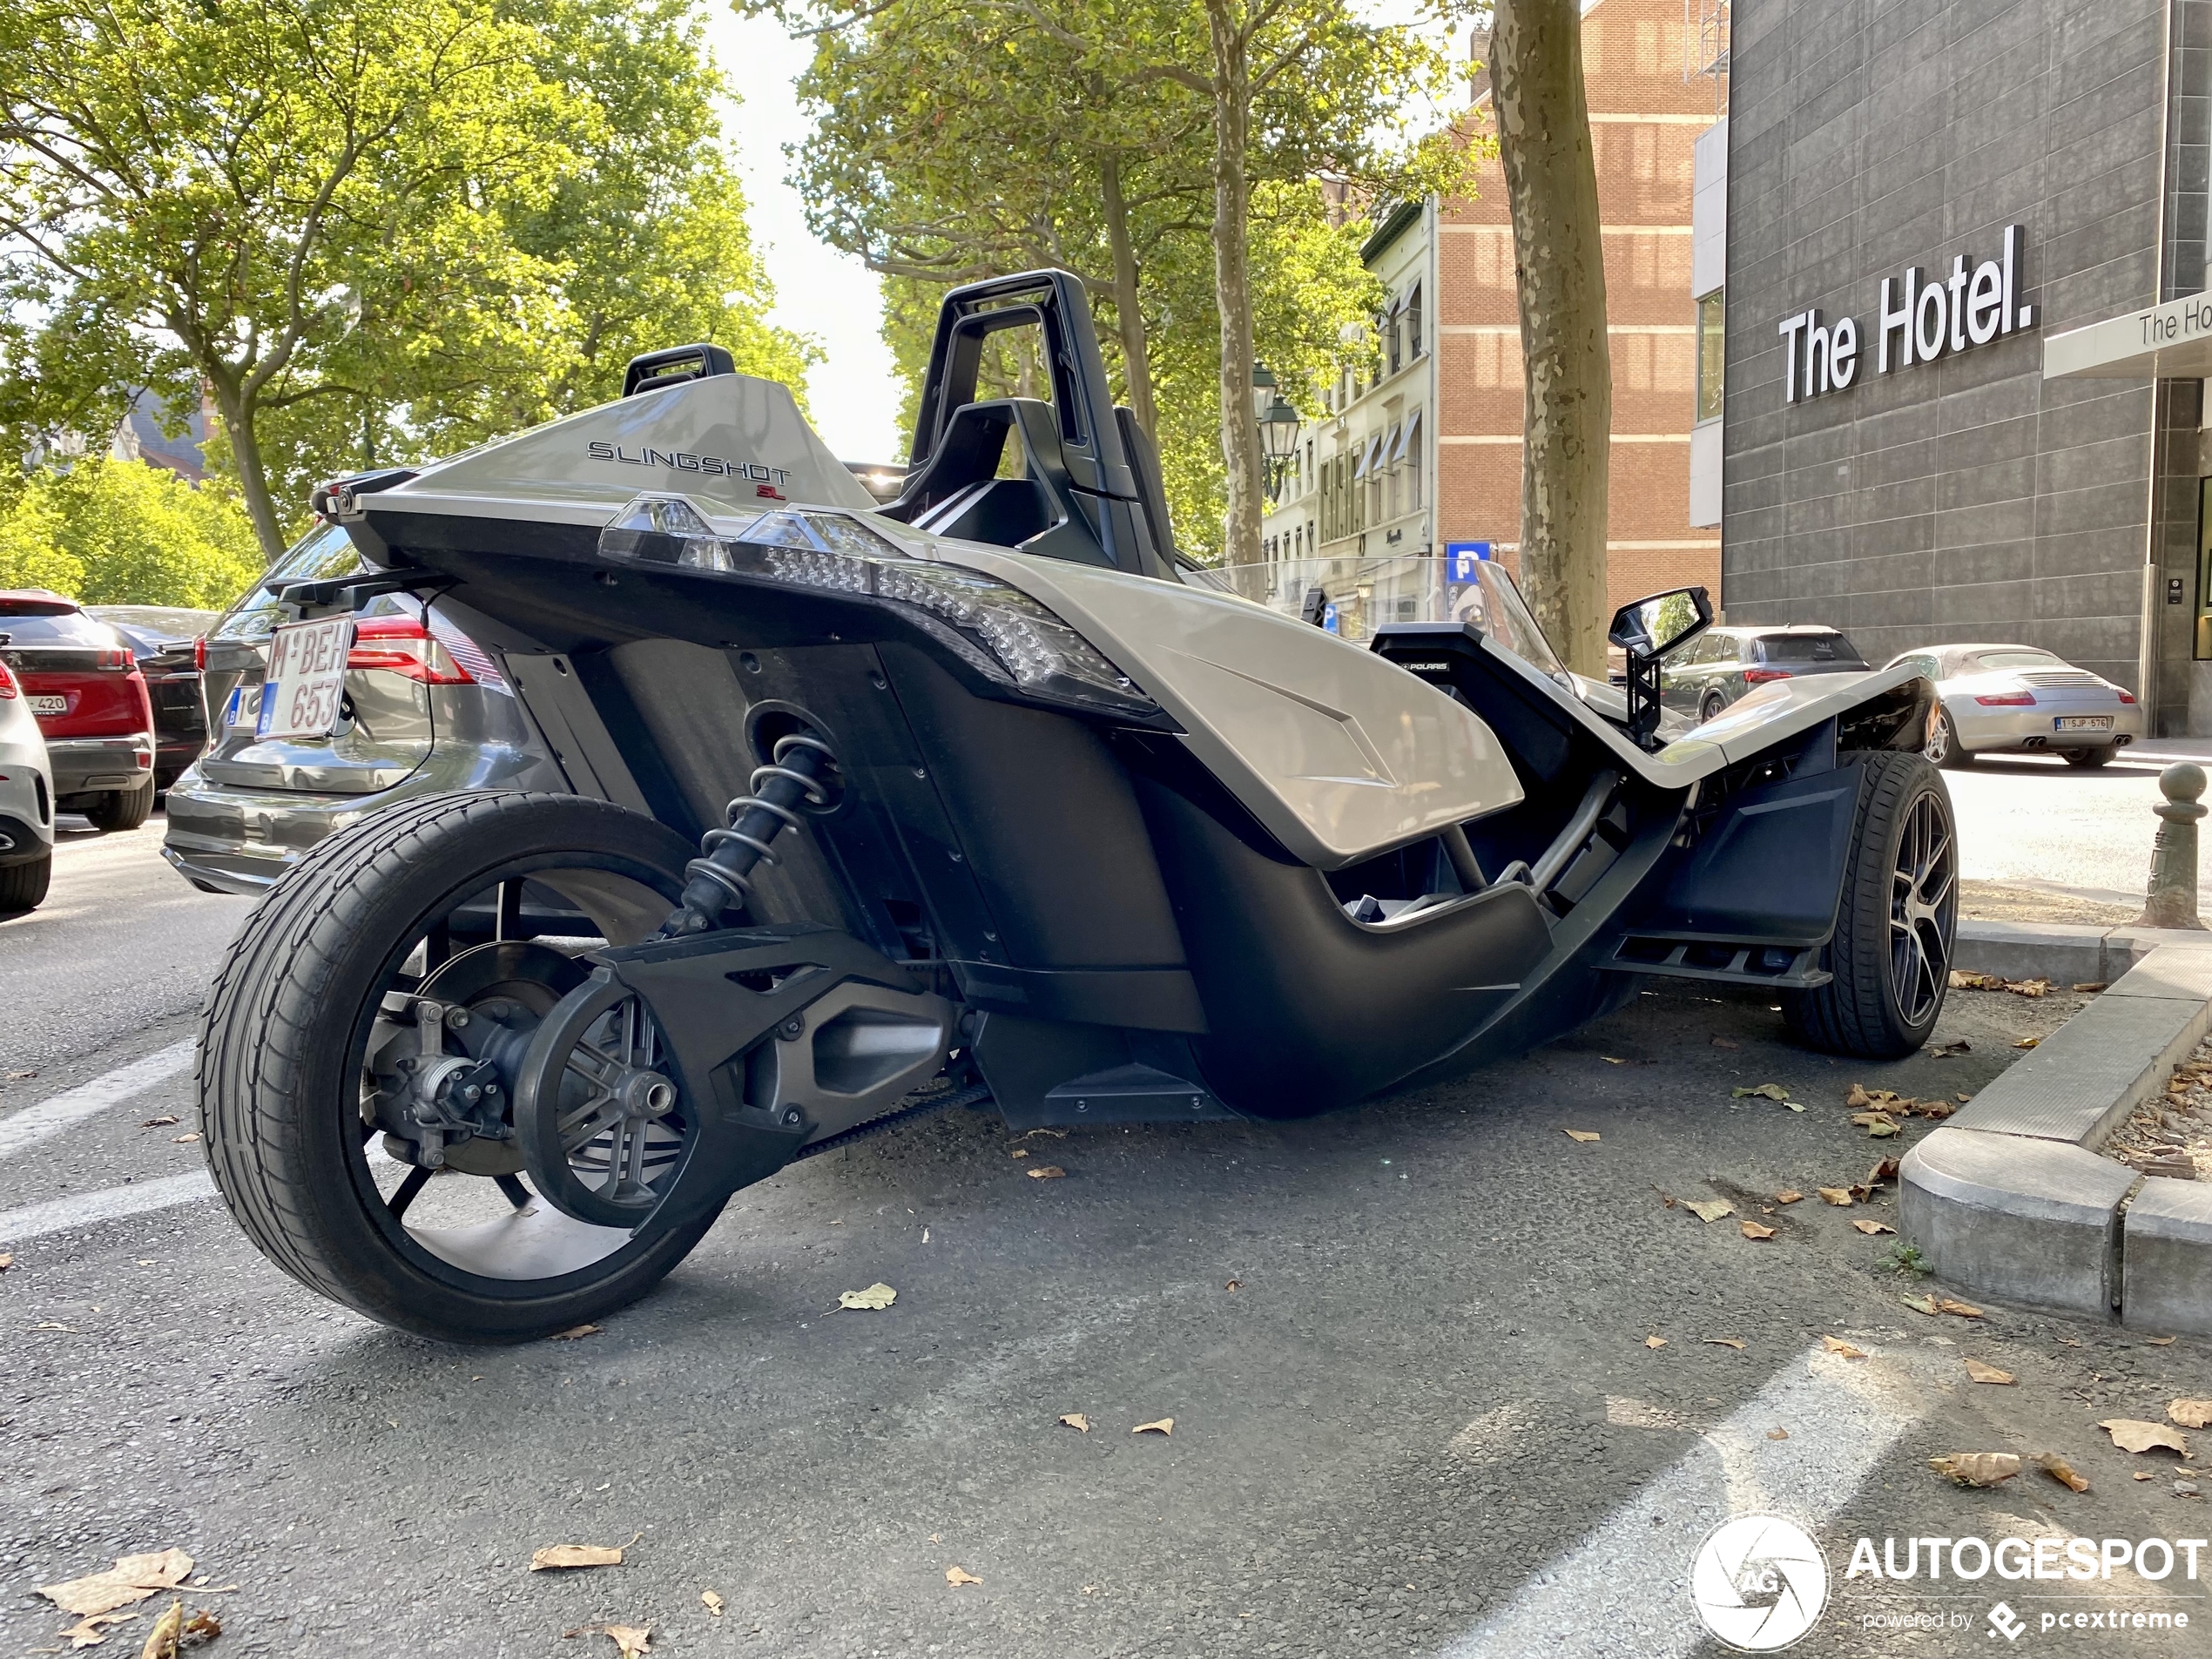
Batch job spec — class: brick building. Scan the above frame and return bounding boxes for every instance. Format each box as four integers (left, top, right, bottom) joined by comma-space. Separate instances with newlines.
1260, 0, 1724, 639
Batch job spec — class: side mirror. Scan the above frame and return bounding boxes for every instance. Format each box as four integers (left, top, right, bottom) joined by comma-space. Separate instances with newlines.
1610, 585, 1713, 749
1609, 586, 1714, 659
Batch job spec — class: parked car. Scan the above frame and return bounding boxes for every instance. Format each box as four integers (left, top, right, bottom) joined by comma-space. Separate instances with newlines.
87, 604, 219, 789
0, 590, 157, 830
1885, 643, 2143, 768
1661, 624, 1871, 723
0, 642, 57, 911
162, 522, 570, 894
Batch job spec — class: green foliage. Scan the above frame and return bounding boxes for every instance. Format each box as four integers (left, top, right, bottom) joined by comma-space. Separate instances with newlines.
0, 459, 262, 608
1879, 1242, 1932, 1278
0, 0, 812, 555
765, 0, 1471, 562
1650, 590, 1700, 652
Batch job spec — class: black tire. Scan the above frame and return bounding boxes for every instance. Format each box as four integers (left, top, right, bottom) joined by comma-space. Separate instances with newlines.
1699, 690, 1727, 724
1923, 708, 1970, 770
198, 791, 722, 1344
1782, 752, 1956, 1060
0, 851, 51, 913
2063, 746, 2112, 769
85, 777, 154, 832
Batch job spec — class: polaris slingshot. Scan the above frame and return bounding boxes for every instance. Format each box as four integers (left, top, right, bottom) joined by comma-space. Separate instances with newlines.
198, 271, 1953, 1343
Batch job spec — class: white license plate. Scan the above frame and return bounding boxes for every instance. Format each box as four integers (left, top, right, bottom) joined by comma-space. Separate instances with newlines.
257, 617, 354, 739
2053, 715, 2113, 732
27, 694, 66, 716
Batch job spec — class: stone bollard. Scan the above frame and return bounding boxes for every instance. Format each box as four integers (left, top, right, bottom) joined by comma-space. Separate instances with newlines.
2135, 762, 2209, 931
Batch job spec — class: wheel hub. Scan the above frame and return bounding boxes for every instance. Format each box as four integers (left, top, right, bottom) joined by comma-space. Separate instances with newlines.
1889, 790, 1956, 1025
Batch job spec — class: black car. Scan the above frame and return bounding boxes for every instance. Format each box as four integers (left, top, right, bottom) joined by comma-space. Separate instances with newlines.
87, 605, 219, 790
1661, 625, 1871, 723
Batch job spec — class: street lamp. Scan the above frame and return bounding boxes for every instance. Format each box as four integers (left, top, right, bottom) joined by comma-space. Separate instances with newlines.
1253, 361, 1301, 503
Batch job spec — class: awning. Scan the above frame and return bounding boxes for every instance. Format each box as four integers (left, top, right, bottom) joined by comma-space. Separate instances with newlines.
1376, 424, 1400, 468
1363, 432, 1386, 474
2045, 293, 2212, 378
1350, 443, 1368, 480
1390, 408, 1421, 462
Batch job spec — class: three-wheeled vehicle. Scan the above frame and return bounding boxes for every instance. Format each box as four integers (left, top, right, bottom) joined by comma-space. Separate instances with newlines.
198, 273, 1952, 1342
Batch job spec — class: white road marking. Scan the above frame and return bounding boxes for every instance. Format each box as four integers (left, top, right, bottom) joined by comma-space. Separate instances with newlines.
1443, 1342, 1942, 1658
0, 1038, 197, 1159
0, 1170, 216, 1244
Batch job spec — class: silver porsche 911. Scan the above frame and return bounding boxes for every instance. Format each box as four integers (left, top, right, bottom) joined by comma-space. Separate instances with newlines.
1885, 643, 2143, 768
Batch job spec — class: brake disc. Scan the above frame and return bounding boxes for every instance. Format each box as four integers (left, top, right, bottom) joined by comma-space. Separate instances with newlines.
511, 974, 692, 1228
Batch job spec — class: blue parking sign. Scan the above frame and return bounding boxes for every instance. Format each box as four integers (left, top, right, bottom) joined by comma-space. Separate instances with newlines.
1445, 541, 1492, 582
1320, 603, 1340, 635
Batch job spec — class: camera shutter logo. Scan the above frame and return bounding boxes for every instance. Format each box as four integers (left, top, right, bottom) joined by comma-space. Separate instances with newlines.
1689, 1514, 1831, 1650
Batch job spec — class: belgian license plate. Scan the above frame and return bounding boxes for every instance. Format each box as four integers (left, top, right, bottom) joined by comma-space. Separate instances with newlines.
2053, 715, 2113, 732
257, 617, 354, 739
27, 694, 66, 716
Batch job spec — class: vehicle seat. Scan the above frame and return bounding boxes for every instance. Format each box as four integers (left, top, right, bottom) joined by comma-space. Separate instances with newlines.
889, 398, 1116, 570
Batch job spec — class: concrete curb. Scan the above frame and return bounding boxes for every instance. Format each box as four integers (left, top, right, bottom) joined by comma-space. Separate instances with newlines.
1899, 942, 2212, 1332
1954, 918, 2212, 988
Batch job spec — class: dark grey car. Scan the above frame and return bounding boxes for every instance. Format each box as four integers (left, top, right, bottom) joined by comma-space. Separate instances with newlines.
162, 523, 570, 894
1661, 624, 1871, 723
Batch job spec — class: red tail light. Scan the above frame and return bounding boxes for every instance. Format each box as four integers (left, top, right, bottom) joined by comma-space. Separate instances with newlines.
97, 646, 131, 670
193, 635, 207, 673
1973, 691, 2035, 706
0, 659, 16, 698
1741, 667, 1792, 684
346, 616, 476, 685
2119, 691, 2138, 705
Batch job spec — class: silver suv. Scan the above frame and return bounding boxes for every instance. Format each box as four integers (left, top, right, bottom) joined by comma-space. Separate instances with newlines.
163, 523, 568, 894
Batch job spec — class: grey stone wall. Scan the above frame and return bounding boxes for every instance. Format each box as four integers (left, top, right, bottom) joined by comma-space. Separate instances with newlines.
1722, 0, 2203, 707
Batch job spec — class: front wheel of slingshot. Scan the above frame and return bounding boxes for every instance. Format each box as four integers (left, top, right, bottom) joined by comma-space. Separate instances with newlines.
196, 792, 725, 1343
1782, 752, 1957, 1061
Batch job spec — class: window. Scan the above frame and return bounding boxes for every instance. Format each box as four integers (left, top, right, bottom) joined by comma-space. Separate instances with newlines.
1406, 281, 1424, 362
1758, 631, 1866, 665
1386, 300, 1404, 377
1695, 289, 1725, 424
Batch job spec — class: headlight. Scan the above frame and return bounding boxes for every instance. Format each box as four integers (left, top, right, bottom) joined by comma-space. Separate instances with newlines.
597, 495, 1156, 720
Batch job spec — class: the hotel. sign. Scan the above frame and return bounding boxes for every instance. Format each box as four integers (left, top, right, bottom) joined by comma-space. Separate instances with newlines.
2044, 289, 2212, 380
1776, 226, 2034, 404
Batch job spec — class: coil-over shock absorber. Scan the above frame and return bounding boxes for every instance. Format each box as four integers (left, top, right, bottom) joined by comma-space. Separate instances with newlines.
658, 732, 837, 937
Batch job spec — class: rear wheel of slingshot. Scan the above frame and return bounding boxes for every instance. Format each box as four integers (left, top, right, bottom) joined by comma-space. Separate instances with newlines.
197, 792, 723, 1343
1782, 752, 1956, 1061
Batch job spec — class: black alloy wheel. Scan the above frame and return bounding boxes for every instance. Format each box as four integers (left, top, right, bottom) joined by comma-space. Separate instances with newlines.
197, 791, 724, 1343
1783, 752, 1957, 1059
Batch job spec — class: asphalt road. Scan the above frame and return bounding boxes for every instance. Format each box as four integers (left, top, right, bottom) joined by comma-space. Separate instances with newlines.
3, 813, 2209, 1658
1947, 749, 2212, 908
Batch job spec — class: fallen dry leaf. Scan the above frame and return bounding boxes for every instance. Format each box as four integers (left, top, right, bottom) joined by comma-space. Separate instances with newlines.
1683, 1198, 1736, 1223
1845, 1083, 1872, 1109
550, 1323, 601, 1341
1821, 1337, 1867, 1359
1644, 1336, 1668, 1349
1133, 1418, 1175, 1435
1704, 1338, 1746, 1351
1937, 1298, 1985, 1320
1710, 1036, 1739, 1049
1224, 1278, 1241, 1291
2148, 1336, 2178, 1346
835, 1283, 897, 1311
1817, 1188, 1853, 1207
529, 1543, 626, 1572
1058, 1413, 1090, 1433
1930, 1453, 2021, 1487
137, 1600, 181, 1659
40, 1551, 194, 1618
1732, 1083, 1790, 1102
1867, 1157, 1900, 1185
1851, 1219, 1896, 1236
946, 1567, 981, 1587
2038, 1453, 2091, 1493
701, 1591, 724, 1616
1740, 1219, 1777, 1241
2170, 1400, 2212, 1430
1025, 1165, 1066, 1180
57, 1608, 138, 1649
1850, 1112, 1901, 1138
1774, 1190, 1803, 1204
2101, 1419, 2191, 1456
170, 1133, 200, 1144
1931, 1039, 1972, 1057
2136, 1470, 2156, 1481
563, 1625, 651, 1658
2075, 981, 2107, 994
139, 1116, 179, 1129
1008, 1148, 1029, 1159
1601, 1055, 1629, 1065
0, 1252, 11, 1272
1562, 1129, 1601, 1144
1965, 1359, 2015, 1386
1766, 1428, 1790, 1441
2013, 1035, 2040, 1049
1901, 1293, 1939, 1316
